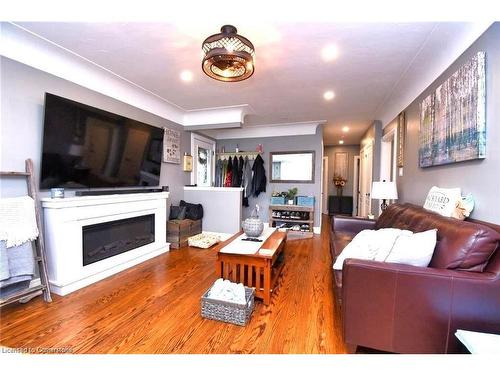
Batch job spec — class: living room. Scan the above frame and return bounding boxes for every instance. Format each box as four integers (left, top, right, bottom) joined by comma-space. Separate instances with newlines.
1, 1, 499, 372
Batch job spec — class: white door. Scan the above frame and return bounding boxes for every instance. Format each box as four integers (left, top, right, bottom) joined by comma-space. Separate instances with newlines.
321, 156, 329, 214
191, 134, 215, 187
359, 143, 373, 217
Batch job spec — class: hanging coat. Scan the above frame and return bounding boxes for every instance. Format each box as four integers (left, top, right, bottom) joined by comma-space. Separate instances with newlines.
225, 157, 233, 187
215, 159, 223, 187
222, 159, 228, 186
231, 155, 239, 187
241, 156, 252, 207
251, 154, 267, 197
238, 156, 244, 186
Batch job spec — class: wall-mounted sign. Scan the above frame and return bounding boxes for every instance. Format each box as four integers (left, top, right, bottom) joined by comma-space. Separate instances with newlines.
163, 128, 181, 164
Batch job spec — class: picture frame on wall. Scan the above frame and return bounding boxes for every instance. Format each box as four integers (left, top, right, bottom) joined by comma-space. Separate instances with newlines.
334, 152, 348, 180
163, 127, 181, 164
397, 111, 405, 168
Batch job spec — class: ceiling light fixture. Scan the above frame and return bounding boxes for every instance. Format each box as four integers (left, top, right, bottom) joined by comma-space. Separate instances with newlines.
321, 44, 339, 62
342, 126, 349, 132
180, 70, 193, 82
339, 140, 344, 145
323, 90, 335, 100
202, 25, 255, 82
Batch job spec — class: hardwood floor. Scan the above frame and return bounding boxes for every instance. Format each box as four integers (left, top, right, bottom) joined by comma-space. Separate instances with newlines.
0, 215, 347, 354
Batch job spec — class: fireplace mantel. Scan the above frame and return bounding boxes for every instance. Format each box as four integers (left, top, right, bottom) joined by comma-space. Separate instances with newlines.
41, 192, 169, 295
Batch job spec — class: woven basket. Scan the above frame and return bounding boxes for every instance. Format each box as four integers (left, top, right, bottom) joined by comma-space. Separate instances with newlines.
200, 285, 255, 326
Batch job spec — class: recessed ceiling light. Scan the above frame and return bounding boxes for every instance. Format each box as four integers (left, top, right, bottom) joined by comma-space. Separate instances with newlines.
323, 90, 335, 101
321, 44, 339, 62
339, 140, 344, 145
180, 70, 193, 82
342, 126, 349, 133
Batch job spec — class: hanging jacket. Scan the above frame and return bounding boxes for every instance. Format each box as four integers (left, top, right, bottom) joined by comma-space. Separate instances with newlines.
215, 159, 223, 187
222, 159, 228, 187
238, 156, 244, 186
231, 156, 239, 187
225, 157, 233, 187
241, 156, 252, 207
251, 154, 267, 197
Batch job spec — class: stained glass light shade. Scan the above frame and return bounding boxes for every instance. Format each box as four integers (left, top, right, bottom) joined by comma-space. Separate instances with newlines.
202, 25, 255, 82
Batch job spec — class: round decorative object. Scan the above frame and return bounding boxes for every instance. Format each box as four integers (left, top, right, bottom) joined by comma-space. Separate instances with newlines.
242, 205, 263, 238
202, 25, 255, 82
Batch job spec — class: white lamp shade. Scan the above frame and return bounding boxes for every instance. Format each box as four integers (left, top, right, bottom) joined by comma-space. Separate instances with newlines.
371, 181, 398, 200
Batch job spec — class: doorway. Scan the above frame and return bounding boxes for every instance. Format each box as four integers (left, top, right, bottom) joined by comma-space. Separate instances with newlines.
191, 133, 216, 187
359, 142, 373, 217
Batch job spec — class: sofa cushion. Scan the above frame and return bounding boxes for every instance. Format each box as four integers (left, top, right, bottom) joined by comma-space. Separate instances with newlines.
376, 203, 499, 272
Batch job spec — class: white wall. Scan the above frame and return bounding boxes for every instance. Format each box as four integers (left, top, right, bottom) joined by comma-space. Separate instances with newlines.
0, 57, 191, 205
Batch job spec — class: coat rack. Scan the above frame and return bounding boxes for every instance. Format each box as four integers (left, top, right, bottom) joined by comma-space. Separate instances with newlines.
216, 151, 262, 161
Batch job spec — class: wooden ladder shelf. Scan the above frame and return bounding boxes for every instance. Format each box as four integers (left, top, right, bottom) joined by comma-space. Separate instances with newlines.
0, 159, 52, 307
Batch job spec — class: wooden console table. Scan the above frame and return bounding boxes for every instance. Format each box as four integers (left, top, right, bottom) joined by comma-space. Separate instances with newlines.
215, 231, 286, 305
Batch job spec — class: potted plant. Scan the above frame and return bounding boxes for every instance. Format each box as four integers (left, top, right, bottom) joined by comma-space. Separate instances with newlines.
286, 187, 298, 205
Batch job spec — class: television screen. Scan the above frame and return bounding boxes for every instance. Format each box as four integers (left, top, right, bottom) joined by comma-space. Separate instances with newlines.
40, 93, 164, 189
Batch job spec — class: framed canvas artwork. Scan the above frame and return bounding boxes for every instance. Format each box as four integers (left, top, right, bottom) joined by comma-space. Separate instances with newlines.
163, 127, 181, 164
419, 51, 486, 168
397, 112, 405, 168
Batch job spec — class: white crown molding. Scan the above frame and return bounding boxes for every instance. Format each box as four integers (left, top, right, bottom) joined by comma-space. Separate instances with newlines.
202, 120, 325, 140
375, 22, 492, 127
0, 22, 250, 129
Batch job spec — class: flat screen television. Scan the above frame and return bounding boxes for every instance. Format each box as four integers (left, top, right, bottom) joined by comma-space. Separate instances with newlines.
40, 93, 164, 190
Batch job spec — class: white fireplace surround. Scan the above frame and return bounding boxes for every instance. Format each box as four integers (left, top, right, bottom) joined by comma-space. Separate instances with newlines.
41, 192, 169, 296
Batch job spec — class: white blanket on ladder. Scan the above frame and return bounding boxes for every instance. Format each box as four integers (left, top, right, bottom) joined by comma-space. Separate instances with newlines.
0, 196, 39, 248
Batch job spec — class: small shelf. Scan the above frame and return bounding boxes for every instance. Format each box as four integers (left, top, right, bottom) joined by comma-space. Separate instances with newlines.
269, 203, 314, 236
271, 218, 313, 224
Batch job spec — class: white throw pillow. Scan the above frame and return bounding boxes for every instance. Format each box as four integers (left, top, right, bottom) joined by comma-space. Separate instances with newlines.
385, 229, 437, 267
333, 228, 437, 270
423, 186, 461, 217
333, 228, 411, 270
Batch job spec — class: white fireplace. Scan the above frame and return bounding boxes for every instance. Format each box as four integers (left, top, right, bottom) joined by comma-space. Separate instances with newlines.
41, 192, 169, 296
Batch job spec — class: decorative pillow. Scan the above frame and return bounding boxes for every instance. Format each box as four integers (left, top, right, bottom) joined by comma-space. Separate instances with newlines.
385, 229, 437, 267
333, 228, 411, 270
423, 186, 461, 217
188, 233, 220, 249
169, 205, 180, 220
177, 206, 187, 220
180, 200, 204, 220
451, 194, 475, 220
333, 228, 438, 270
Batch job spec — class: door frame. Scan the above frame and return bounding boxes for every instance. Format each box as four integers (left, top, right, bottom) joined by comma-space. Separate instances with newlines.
359, 141, 373, 217
321, 156, 329, 214
352, 155, 360, 216
191, 133, 216, 186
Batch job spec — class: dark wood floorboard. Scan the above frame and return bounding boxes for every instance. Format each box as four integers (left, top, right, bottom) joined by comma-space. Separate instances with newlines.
0, 215, 347, 354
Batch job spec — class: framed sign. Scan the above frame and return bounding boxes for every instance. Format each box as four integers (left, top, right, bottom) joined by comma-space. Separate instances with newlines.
334, 152, 348, 180
163, 127, 181, 164
397, 111, 405, 168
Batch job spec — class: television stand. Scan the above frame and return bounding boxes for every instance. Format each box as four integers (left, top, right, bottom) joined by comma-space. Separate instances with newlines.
75, 187, 168, 197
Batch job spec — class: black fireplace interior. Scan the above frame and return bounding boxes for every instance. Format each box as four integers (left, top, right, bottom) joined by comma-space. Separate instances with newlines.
83, 214, 155, 266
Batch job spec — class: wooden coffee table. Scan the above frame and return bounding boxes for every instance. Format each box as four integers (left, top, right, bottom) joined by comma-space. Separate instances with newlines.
215, 230, 286, 305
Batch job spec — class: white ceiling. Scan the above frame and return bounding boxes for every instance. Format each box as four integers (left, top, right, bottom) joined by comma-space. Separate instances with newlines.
14, 22, 487, 145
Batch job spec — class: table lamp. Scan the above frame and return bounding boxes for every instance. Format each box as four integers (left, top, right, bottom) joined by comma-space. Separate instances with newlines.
371, 180, 398, 211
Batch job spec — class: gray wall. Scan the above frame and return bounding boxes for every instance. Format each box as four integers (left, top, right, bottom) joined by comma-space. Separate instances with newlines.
360, 120, 382, 183
216, 126, 323, 227
323, 145, 360, 197
0, 57, 191, 208
393, 23, 500, 224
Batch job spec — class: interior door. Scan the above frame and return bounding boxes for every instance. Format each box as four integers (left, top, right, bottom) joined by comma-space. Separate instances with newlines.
192, 135, 215, 187
359, 143, 373, 217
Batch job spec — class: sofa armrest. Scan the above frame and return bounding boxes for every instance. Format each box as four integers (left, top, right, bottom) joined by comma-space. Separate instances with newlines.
342, 259, 500, 353
331, 215, 376, 234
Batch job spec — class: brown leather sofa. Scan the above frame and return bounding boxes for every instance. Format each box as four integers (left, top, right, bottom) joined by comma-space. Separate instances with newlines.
330, 203, 500, 353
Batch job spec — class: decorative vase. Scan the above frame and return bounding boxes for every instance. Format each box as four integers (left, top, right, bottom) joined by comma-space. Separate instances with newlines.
242, 205, 264, 238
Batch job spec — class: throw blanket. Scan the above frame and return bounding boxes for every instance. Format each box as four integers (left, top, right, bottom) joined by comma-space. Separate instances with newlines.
0, 196, 39, 248
0, 240, 34, 296
333, 228, 412, 270
208, 278, 246, 304
220, 227, 276, 255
